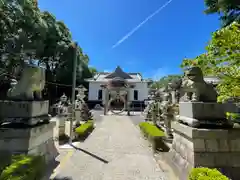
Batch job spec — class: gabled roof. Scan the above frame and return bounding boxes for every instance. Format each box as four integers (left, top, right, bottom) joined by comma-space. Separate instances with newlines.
85, 66, 146, 82
105, 66, 132, 79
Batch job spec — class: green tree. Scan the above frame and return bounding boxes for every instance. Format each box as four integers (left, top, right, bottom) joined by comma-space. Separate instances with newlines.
0, 0, 48, 73
204, 0, 240, 27
181, 21, 240, 102
0, 0, 96, 101
150, 75, 182, 89
89, 67, 97, 76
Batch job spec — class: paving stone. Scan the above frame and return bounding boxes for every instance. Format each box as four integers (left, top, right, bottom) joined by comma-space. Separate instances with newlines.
53, 113, 167, 180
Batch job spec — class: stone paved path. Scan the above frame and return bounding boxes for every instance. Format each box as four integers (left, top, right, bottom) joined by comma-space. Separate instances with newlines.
53, 114, 167, 180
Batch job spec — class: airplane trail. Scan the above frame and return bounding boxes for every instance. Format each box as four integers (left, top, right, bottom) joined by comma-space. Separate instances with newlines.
112, 0, 173, 49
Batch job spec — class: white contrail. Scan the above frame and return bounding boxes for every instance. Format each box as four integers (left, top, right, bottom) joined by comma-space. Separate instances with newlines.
112, 0, 174, 49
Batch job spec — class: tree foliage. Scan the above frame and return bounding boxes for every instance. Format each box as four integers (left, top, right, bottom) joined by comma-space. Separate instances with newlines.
181, 21, 240, 102
150, 75, 182, 89
204, 0, 240, 27
0, 0, 96, 102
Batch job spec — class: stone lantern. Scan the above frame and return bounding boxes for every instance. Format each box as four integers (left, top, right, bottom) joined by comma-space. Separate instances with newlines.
75, 85, 92, 125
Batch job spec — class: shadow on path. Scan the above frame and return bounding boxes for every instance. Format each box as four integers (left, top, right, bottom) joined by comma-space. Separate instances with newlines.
53, 177, 73, 180
70, 144, 109, 164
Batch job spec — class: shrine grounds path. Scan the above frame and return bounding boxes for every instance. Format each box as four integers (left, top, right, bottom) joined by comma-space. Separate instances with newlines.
52, 112, 167, 180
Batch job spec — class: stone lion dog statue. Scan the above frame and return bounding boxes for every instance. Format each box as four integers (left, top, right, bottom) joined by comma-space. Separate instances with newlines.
7, 63, 45, 100
181, 66, 218, 102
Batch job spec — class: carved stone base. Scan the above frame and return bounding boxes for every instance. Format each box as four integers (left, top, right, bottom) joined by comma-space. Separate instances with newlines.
179, 102, 238, 119
0, 122, 58, 163
163, 122, 240, 180
0, 100, 49, 125
178, 102, 237, 127
176, 115, 233, 128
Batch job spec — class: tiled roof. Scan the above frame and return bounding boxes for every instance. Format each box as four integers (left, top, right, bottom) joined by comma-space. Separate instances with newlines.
105, 66, 133, 79
86, 66, 144, 82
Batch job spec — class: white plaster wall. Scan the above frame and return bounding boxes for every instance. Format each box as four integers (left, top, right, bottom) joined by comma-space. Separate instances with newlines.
129, 82, 148, 101
88, 81, 149, 101
88, 82, 102, 100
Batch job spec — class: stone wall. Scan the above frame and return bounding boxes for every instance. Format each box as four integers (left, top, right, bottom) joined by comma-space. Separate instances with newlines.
166, 122, 240, 180
0, 122, 58, 163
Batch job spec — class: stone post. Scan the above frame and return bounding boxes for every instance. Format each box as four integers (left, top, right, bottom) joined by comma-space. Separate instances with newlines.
126, 88, 131, 116
152, 102, 158, 125
104, 89, 109, 115
171, 91, 176, 104
57, 114, 66, 137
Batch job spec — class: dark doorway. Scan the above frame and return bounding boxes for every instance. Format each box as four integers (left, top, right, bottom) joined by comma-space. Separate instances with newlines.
134, 90, 138, 100
110, 99, 124, 110
98, 90, 102, 100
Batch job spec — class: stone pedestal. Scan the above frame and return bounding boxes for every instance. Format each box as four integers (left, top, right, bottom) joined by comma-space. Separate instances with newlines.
0, 100, 49, 125
56, 115, 66, 137
166, 122, 240, 180
75, 109, 81, 122
65, 121, 75, 137
178, 102, 237, 127
0, 122, 58, 163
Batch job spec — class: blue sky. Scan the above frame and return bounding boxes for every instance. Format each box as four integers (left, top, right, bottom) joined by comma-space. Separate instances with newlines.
38, 0, 220, 80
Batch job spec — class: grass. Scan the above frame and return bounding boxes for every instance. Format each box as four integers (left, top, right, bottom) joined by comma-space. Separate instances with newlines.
75, 120, 94, 138
188, 167, 229, 180
0, 155, 45, 180
139, 122, 168, 152
139, 122, 165, 137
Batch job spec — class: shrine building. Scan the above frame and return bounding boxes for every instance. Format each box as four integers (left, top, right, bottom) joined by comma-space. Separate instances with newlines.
86, 66, 151, 110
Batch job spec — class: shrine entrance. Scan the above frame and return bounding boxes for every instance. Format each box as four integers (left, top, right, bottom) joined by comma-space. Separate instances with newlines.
110, 98, 125, 110
101, 77, 134, 115
109, 93, 128, 110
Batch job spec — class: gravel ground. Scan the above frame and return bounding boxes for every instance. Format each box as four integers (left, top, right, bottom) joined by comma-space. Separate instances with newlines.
52, 113, 167, 180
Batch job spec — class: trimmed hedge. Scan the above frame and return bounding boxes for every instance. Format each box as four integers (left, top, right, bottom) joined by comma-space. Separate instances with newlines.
139, 122, 165, 137
188, 167, 229, 180
0, 155, 45, 180
139, 122, 166, 151
75, 120, 94, 138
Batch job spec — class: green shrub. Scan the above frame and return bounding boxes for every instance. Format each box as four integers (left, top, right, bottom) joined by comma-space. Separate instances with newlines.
0, 155, 45, 180
139, 122, 165, 137
139, 122, 167, 151
226, 112, 240, 121
188, 167, 229, 180
75, 120, 94, 137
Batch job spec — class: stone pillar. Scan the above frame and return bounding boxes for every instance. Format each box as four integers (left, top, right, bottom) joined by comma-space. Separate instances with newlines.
75, 108, 81, 124
171, 91, 176, 104
126, 88, 131, 116
104, 89, 109, 115
56, 103, 69, 138
57, 115, 66, 137
164, 121, 240, 180
152, 102, 159, 125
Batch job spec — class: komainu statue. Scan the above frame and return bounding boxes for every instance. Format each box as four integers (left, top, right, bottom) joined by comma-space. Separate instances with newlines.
173, 66, 238, 128
181, 66, 217, 102
7, 62, 45, 100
